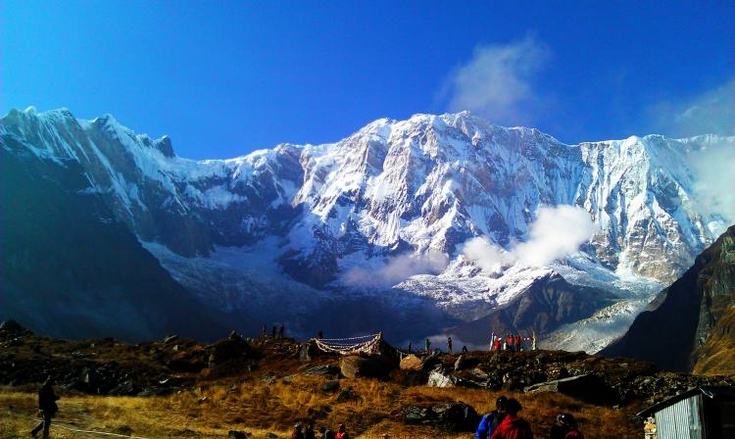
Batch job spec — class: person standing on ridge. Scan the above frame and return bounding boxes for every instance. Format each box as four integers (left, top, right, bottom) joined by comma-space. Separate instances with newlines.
424, 338, 431, 354
31, 377, 59, 439
447, 336, 453, 353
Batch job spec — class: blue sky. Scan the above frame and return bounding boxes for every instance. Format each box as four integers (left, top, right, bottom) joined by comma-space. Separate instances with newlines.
2, 1, 734, 159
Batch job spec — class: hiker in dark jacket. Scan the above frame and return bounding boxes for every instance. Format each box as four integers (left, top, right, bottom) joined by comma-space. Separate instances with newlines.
303, 423, 316, 439
291, 423, 305, 439
550, 413, 584, 439
31, 377, 59, 438
490, 398, 533, 439
336, 423, 349, 439
476, 396, 508, 439
319, 426, 335, 439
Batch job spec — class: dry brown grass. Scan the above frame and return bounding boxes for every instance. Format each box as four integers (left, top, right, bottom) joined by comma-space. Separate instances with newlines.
1, 374, 643, 439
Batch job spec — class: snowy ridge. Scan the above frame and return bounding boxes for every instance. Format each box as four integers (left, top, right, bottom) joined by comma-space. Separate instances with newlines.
2, 107, 733, 350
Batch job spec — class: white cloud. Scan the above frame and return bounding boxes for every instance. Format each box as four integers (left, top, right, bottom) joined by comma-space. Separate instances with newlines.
647, 78, 735, 226
445, 35, 550, 125
649, 78, 735, 137
691, 142, 735, 225
462, 205, 597, 272
343, 252, 449, 289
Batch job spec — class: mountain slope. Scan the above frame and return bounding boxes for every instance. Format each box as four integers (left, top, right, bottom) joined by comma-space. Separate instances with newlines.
602, 225, 735, 374
0, 137, 230, 341
2, 107, 733, 345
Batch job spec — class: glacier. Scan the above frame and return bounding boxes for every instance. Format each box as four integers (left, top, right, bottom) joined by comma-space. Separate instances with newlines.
2, 107, 733, 351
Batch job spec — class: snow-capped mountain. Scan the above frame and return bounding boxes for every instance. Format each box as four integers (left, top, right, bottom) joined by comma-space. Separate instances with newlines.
2, 107, 732, 349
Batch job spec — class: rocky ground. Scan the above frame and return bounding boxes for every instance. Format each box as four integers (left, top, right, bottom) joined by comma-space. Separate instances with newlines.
2, 320, 734, 437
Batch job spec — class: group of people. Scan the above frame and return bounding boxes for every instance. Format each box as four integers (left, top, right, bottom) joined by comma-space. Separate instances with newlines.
476, 396, 584, 439
291, 422, 349, 439
261, 323, 287, 339
490, 333, 534, 351
407, 337, 470, 355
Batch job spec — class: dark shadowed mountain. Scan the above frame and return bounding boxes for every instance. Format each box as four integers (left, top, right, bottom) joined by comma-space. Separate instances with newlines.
602, 225, 735, 375
0, 144, 231, 341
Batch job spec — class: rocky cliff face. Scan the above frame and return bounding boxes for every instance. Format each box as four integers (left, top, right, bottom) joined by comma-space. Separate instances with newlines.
602, 226, 735, 374
1, 107, 732, 346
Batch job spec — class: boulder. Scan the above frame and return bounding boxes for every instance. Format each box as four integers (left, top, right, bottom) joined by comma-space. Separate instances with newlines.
321, 380, 340, 393
336, 388, 361, 403
428, 370, 457, 388
299, 341, 321, 362
400, 354, 423, 371
402, 402, 480, 431
302, 365, 340, 376
208, 337, 252, 366
420, 353, 442, 372
340, 355, 392, 379
0, 320, 26, 334
524, 374, 616, 405
228, 430, 250, 439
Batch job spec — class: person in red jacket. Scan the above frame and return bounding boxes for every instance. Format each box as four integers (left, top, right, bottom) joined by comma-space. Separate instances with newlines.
336, 423, 349, 439
490, 398, 533, 439
505, 334, 514, 352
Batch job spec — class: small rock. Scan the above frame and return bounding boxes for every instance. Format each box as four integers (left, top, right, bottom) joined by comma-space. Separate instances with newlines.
113, 426, 134, 436
321, 380, 340, 393
428, 370, 457, 388
453, 355, 465, 371
228, 431, 249, 439
336, 388, 361, 403
302, 365, 340, 376
402, 402, 479, 431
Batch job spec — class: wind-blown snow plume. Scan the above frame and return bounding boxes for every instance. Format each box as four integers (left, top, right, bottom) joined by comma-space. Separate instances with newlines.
649, 78, 735, 138
647, 78, 735, 226
343, 252, 449, 289
691, 142, 735, 225
463, 205, 597, 272
445, 35, 549, 125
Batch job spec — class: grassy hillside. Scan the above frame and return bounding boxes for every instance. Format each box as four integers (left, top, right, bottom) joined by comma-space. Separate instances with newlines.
1, 378, 641, 439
